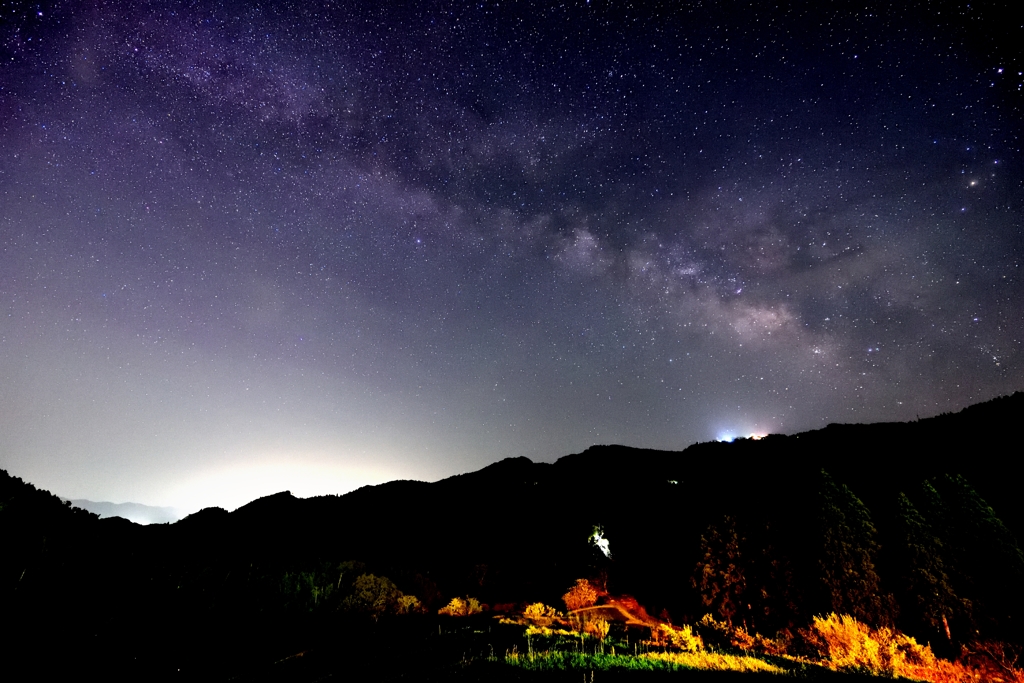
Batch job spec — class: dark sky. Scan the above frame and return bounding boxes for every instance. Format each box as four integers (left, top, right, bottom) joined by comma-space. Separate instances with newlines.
2, 1, 1022, 511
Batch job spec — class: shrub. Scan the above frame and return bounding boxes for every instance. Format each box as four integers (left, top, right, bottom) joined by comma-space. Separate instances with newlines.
752, 628, 792, 656
583, 617, 611, 640
694, 614, 770, 652
397, 594, 423, 614
524, 602, 559, 619
806, 612, 981, 682
960, 640, 1024, 683
562, 578, 599, 611
438, 596, 483, 616
648, 624, 703, 652
694, 614, 733, 650
807, 612, 895, 673
339, 573, 403, 620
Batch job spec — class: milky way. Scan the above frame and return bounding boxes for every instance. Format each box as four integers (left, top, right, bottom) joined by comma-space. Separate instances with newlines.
2, 1, 1022, 510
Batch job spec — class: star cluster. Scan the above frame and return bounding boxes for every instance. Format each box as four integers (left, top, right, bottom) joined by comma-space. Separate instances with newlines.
1, 1, 1022, 510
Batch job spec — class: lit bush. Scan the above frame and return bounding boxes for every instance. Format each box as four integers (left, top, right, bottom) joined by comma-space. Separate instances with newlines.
807, 612, 980, 682
524, 602, 558, 619
809, 612, 897, 673
397, 594, 423, 614
438, 596, 483, 616
643, 651, 785, 673
647, 624, 703, 652
583, 616, 611, 640
562, 578, 599, 611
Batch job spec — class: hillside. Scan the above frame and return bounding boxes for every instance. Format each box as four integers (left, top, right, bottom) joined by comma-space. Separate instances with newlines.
1, 392, 1022, 679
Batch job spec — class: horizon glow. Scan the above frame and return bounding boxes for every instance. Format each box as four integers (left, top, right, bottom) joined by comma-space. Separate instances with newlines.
1, 2, 1021, 509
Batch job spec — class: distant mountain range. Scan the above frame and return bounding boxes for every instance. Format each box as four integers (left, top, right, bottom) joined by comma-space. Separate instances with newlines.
63, 499, 181, 525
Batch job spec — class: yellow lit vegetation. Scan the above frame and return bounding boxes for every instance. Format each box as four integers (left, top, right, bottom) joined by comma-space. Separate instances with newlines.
499, 579, 1024, 680
641, 651, 785, 673
561, 578, 599, 611
645, 623, 703, 652
523, 602, 560, 620
805, 613, 1014, 682
438, 595, 483, 616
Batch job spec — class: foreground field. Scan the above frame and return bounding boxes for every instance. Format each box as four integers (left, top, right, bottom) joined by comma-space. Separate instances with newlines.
215, 610, 1010, 682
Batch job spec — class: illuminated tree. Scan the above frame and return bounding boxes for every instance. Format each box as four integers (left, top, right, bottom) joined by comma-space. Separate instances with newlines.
397, 594, 423, 614
692, 515, 746, 626
562, 578, 599, 611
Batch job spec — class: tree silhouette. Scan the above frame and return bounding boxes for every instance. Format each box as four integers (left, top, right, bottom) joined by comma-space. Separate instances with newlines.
817, 471, 890, 625
692, 515, 747, 626
746, 523, 800, 633
923, 475, 1024, 634
892, 491, 965, 642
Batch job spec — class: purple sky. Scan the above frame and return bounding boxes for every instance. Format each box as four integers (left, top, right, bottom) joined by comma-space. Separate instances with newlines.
2, 1, 1021, 511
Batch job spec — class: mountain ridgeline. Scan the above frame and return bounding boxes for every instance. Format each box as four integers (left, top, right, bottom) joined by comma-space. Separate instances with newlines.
2, 392, 1022, 677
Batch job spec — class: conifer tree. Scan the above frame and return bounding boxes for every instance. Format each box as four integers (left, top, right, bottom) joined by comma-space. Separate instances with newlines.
749, 524, 800, 632
892, 491, 964, 641
817, 471, 890, 625
692, 515, 747, 626
924, 475, 1024, 633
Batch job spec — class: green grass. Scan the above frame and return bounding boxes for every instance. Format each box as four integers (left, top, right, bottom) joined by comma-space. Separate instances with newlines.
506, 649, 787, 674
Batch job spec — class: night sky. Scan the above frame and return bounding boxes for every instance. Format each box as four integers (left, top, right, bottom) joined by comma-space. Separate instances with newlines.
2, 1, 1022, 512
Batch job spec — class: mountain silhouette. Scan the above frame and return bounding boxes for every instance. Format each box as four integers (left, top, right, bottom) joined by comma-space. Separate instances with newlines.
1, 391, 1022, 678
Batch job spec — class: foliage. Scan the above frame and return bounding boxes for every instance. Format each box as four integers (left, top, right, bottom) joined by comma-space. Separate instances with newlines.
748, 525, 801, 633
893, 491, 966, 641
692, 516, 746, 626
647, 623, 703, 652
805, 612, 982, 682
438, 595, 483, 616
523, 602, 559, 620
641, 650, 785, 673
524, 624, 580, 639
695, 613, 794, 655
562, 578, 598, 611
817, 471, 891, 625
960, 640, 1024, 683
581, 616, 610, 640
280, 562, 345, 611
695, 613, 758, 651
396, 593, 423, 614
340, 573, 405, 620
923, 475, 1024, 634
505, 649, 785, 674
511, 601, 992, 682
